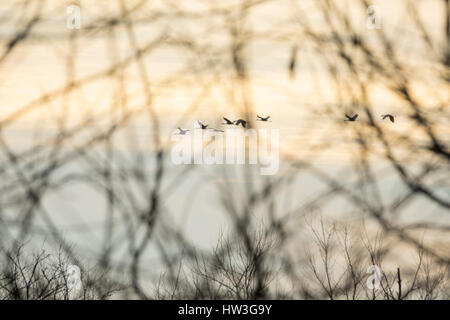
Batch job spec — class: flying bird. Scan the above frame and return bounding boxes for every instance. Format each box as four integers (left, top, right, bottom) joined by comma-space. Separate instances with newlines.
197, 120, 209, 129
175, 127, 190, 135
257, 115, 271, 122
381, 114, 395, 123
234, 119, 247, 128
344, 114, 358, 121
209, 128, 224, 132
222, 117, 234, 125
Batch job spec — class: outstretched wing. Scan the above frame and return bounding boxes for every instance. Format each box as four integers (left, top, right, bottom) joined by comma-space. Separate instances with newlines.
238, 120, 247, 127
223, 117, 232, 124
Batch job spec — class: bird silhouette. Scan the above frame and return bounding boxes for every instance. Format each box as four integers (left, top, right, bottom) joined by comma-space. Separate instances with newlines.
197, 120, 209, 129
234, 119, 247, 128
257, 115, 271, 122
222, 117, 234, 125
176, 127, 190, 135
381, 114, 395, 123
344, 114, 358, 121
209, 128, 224, 132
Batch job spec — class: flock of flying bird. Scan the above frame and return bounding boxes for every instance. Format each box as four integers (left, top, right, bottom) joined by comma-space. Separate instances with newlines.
345, 113, 395, 122
175, 113, 394, 135
175, 115, 271, 135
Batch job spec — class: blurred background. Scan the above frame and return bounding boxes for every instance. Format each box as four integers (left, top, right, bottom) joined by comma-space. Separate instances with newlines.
0, 0, 448, 299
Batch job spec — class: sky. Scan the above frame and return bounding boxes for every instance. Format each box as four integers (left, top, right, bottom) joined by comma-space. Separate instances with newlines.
0, 0, 448, 268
